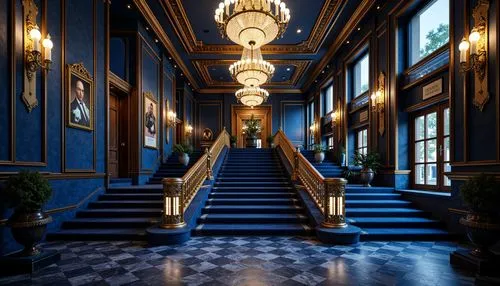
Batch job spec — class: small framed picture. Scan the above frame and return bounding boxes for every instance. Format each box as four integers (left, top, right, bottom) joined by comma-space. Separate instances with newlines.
144, 91, 158, 149
67, 63, 94, 131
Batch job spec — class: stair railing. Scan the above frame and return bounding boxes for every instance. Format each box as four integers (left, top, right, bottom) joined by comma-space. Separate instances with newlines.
274, 130, 348, 228
161, 128, 231, 229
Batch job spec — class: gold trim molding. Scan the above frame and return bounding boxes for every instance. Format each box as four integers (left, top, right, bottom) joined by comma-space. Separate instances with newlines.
193, 59, 311, 88
161, 0, 343, 54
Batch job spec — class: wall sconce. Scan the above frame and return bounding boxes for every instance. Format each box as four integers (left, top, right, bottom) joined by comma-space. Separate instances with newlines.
309, 121, 317, 139
371, 72, 385, 135
185, 123, 193, 137
166, 110, 177, 127
160, 178, 186, 229
331, 110, 339, 127
458, 0, 489, 111
322, 178, 347, 228
23, 0, 54, 112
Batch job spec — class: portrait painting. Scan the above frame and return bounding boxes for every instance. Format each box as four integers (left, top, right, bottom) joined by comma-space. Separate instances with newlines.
144, 91, 158, 149
67, 63, 94, 131
202, 128, 213, 141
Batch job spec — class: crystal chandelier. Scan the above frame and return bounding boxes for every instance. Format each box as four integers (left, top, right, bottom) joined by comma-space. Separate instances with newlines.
214, 0, 291, 49
235, 86, 269, 108
229, 47, 275, 87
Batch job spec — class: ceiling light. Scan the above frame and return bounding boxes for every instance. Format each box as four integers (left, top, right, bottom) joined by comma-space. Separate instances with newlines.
377, 5, 380, 10
357, 27, 361, 31
346, 40, 350, 44
286, 67, 291, 71
154, 39, 158, 43
235, 86, 270, 108
146, 27, 149, 31
214, 0, 291, 49
297, 29, 302, 34
126, 4, 131, 9
229, 47, 275, 87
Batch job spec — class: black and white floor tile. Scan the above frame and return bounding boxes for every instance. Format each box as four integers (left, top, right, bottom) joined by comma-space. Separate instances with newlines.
0, 237, 476, 286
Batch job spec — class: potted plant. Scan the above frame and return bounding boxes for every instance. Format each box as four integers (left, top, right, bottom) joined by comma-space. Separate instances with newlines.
352, 151, 381, 187
230, 135, 237, 148
267, 135, 275, 148
459, 174, 500, 258
3, 171, 53, 256
173, 143, 193, 166
244, 115, 261, 148
313, 144, 326, 163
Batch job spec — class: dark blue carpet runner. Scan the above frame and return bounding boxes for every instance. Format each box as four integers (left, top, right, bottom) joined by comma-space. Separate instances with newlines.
301, 150, 451, 240
194, 148, 311, 236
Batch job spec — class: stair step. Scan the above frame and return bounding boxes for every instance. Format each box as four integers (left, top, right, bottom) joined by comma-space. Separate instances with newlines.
206, 198, 298, 205
100, 193, 162, 200
47, 228, 147, 241
212, 187, 294, 192
345, 193, 401, 200
107, 187, 162, 193
198, 214, 308, 224
345, 208, 426, 217
345, 200, 413, 208
202, 205, 304, 214
193, 223, 310, 236
62, 218, 158, 229
214, 182, 290, 186
88, 201, 162, 208
216, 177, 289, 182
76, 208, 161, 218
209, 192, 296, 198
348, 217, 443, 228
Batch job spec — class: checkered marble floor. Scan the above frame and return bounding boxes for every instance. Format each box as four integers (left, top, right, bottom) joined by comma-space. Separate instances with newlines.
0, 237, 476, 286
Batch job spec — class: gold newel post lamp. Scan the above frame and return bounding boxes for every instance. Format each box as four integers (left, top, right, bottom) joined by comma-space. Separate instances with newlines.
322, 178, 347, 228
160, 178, 186, 229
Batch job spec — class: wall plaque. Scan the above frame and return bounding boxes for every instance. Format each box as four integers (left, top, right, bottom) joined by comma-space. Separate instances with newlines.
422, 78, 443, 100
359, 110, 368, 122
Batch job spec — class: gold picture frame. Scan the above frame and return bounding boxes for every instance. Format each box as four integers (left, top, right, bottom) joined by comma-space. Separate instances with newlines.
67, 63, 94, 131
143, 91, 158, 149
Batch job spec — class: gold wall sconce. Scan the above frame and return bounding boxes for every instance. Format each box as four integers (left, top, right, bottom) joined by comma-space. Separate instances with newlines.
371, 72, 385, 135
309, 121, 317, 139
331, 110, 339, 127
185, 123, 193, 137
458, 0, 489, 111
166, 110, 177, 128
23, 0, 54, 112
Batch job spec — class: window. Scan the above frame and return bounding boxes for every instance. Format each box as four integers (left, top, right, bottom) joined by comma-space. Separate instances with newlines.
322, 83, 333, 115
307, 101, 315, 149
409, 0, 449, 65
413, 104, 450, 190
327, 136, 334, 150
356, 129, 368, 155
352, 53, 369, 98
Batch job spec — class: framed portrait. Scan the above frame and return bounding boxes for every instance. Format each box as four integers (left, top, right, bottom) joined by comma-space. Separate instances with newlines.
67, 63, 94, 131
143, 91, 158, 149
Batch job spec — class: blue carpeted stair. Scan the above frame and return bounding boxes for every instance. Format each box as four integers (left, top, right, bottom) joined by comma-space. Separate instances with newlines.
194, 148, 311, 236
301, 151, 451, 241
47, 151, 203, 241
147, 150, 203, 184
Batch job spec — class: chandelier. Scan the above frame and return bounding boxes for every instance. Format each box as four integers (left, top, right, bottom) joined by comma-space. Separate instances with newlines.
229, 47, 275, 87
235, 86, 269, 108
214, 0, 291, 49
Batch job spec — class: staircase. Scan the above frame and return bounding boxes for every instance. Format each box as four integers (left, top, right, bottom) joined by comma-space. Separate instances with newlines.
47, 152, 202, 241
301, 150, 344, 178
194, 148, 311, 236
147, 150, 203, 184
301, 152, 450, 240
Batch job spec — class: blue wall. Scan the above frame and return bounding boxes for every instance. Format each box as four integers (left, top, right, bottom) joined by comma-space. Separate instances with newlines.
0, 0, 106, 255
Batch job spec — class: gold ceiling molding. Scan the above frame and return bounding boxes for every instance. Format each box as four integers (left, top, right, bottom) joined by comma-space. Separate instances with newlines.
197, 88, 302, 94
304, 0, 375, 90
161, 0, 343, 55
133, 0, 199, 89
193, 59, 311, 88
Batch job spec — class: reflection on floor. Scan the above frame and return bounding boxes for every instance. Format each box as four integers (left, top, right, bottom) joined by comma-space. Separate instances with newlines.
0, 237, 475, 285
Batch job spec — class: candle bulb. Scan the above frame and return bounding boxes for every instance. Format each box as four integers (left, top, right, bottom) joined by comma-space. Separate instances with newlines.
225, 0, 230, 15
275, 0, 280, 15
458, 38, 469, 64
42, 34, 53, 62
29, 27, 41, 52
469, 29, 480, 55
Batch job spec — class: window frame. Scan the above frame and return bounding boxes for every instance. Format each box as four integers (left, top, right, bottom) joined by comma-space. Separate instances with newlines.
321, 82, 334, 116
404, 0, 450, 70
350, 52, 370, 100
355, 128, 368, 156
410, 103, 451, 191
307, 100, 315, 149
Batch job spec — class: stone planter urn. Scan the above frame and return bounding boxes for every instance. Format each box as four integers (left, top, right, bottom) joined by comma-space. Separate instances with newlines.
460, 213, 500, 258
359, 167, 374, 187
178, 153, 190, 166
314, 152, 325, 163
246, 136, 258, 148
8, 209, 52, 256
